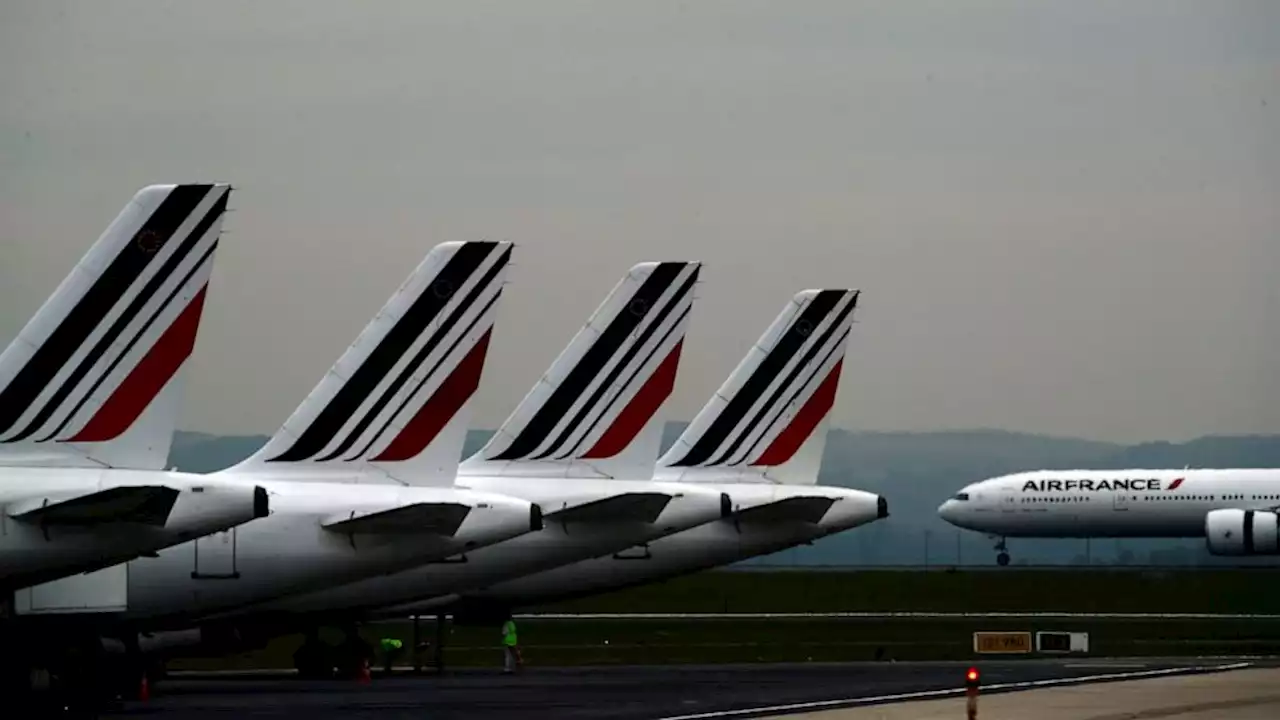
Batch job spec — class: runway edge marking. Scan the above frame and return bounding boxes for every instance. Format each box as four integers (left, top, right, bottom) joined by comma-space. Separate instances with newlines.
651, 661, 1254, 720
515, 612, 1280, 620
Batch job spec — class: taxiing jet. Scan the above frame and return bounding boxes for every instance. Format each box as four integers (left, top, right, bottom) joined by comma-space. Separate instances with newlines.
0, 184, 267, 597
387, 288, 887, 619
938, 468, 1280, 565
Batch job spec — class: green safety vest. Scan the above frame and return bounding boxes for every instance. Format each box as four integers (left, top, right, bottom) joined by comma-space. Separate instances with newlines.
501, 620, 518, 646
380, 638, 403, 651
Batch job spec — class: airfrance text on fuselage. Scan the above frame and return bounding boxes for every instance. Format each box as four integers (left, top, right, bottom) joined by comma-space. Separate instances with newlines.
1021, 478, 1168, 492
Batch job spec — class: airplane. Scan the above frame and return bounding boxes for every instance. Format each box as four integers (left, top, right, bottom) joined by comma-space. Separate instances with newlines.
15, 241, 540, 695
0, 184, 267, 595
938, 468, 1280, 565
128, 261, 734, 669
384, 288, 888, 621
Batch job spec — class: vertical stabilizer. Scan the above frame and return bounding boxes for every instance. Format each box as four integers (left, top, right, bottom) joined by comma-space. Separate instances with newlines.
462, 261, 701, 479
225, 241, 512, 486
657, 289, 859, 485
0, 184, 231, 470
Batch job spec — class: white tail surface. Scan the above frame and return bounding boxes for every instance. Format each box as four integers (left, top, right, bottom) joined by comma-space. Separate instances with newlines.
656, 289, 860, 486
0, 184, 230, 470
226, 241, 512, 486
462, 261, 701, 480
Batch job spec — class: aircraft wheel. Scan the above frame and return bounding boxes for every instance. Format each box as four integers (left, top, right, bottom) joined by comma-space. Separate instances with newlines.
996, 552, 1011, 566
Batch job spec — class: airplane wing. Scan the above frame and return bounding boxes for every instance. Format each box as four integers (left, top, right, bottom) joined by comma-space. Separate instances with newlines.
545, 492, 672, 524
322, 502, 472, 536
735, 496, 836, 525
7, 486, 180, 527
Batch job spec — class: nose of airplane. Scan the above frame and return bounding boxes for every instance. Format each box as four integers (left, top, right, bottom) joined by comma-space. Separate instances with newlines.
937, 499, 956, 522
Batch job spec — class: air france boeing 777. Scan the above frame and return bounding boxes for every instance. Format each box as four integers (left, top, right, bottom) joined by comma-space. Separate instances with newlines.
938, 468, 1280, 565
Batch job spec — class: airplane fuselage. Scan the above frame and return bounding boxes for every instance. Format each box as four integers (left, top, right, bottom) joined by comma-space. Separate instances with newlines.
204, 475, 730, 618
0, 467, 265, 591
21, 474, 537, 627
385, 482, 886, 617
938, 468, 1280, 538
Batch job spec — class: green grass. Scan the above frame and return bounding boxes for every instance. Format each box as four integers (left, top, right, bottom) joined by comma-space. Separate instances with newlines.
540, 568, 1280, 615
169, 616, 1280, 670
166, 568, 1280, 670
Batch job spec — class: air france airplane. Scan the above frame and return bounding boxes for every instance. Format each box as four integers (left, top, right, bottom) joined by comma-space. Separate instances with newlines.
937, 468, 1280, 565
0, 184, 267, 593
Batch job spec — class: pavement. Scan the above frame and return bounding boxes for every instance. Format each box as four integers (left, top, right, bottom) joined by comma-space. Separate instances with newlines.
779, 666, 1280, 720
102, 658, 1265, 719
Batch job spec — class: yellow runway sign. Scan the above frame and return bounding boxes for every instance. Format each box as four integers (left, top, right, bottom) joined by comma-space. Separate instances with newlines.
973, 631, 1032, 654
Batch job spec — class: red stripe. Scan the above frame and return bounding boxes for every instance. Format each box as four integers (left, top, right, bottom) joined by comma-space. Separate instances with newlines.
65, 286, 208, 443
371, 329, 491, 463
1168, 477, 1184, 490
582, 340, 683, 460
750, 359, 842, 467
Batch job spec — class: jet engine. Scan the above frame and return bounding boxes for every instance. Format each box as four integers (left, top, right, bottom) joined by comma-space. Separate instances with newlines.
1205, 509, 1280, 555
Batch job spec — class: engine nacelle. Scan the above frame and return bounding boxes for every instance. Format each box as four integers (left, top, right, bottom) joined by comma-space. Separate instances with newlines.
1205, 509, 1280, 555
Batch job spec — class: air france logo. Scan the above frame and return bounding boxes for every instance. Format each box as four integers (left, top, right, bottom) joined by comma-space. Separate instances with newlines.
1021, 477, 1185, 492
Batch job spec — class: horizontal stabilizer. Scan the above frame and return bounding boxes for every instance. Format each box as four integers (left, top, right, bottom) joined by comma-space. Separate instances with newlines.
8, 485, 180, 527
322, 502, 472, 536
546, 492, 672, 525
735, 496, 836, 525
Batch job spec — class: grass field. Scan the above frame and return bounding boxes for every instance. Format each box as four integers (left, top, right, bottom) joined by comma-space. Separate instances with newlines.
540, 567, 1280, 614
166, 568, 1280, 670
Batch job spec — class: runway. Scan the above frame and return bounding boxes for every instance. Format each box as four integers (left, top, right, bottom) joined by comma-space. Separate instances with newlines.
104, 658, 1262, 719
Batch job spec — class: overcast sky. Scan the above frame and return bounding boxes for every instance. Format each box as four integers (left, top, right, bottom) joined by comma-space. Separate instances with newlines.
2, 1, 1277, 444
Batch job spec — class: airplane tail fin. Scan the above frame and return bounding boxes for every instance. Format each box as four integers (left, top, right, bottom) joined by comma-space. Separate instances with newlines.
0, 184, 231, 470
225, 241, 512, 486
656, 289, 860, 486
462, 261, 701, 479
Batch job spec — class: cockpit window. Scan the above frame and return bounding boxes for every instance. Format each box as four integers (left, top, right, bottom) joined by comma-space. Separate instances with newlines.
954, 492, 970, 501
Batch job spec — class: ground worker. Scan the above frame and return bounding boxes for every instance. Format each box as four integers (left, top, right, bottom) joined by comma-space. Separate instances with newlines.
379, 637, 404, 674
500, 616, 521, 673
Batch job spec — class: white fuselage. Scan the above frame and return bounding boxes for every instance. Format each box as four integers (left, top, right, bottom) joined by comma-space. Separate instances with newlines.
100, 474, 537, 627
215, 475, 731, 618
382, 483, 886, 616
0, 467, 264, 591
938, 468, 1280, 538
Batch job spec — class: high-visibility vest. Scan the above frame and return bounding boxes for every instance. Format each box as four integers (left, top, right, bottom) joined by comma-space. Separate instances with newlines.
501, 620, 518, 646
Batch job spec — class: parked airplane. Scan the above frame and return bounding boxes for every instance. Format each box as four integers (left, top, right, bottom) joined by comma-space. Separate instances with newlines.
87, 240, 540, 624
0, 184, 267, 594
13, 241, 540, 701
131, 261, 732, 667
387, 288, 888, 620
938, 468, 1280, 564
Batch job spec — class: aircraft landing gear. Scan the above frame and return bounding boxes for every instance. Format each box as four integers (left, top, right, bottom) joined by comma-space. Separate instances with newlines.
993, 537, 1010, 566
293, 629, 333, 680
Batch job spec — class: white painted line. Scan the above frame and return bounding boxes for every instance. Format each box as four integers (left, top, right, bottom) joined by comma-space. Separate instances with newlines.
1063, 662, 1147, 667
516, 612, 1280, 620
650, 662, 1254, 720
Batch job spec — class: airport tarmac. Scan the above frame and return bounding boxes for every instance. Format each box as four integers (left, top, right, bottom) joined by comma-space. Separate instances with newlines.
103, 658, 1261, 719
779, 665, 1280, 720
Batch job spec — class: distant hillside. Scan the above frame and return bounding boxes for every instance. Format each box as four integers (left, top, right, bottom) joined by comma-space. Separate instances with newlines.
168, 427, 1280, 569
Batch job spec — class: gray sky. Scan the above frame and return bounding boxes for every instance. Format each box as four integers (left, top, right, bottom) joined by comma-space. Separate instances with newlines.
2, 0, 1277, 444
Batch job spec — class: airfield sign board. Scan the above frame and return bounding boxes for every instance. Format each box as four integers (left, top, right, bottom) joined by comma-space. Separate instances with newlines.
973, 631, 1033, 654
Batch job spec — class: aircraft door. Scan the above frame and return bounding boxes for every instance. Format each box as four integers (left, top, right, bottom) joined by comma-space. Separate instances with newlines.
1000, 488, 1017, 513
1113, 491, 1131, 512
192, 529, 240, 579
